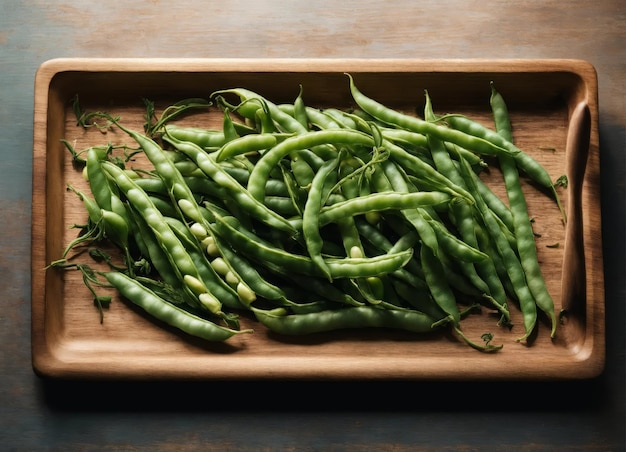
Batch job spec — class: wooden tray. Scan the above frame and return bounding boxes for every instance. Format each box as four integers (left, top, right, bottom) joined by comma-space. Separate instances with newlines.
31, 58, 604, 380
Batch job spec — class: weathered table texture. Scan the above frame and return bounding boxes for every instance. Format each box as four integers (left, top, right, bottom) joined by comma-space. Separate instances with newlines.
2, 0, 624, 450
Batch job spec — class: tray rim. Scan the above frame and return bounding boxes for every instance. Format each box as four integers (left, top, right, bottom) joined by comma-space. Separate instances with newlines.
32, 55, 600, 73
31, 57, 605, 380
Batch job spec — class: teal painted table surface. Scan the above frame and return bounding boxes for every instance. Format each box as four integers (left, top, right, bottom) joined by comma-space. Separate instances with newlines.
2, 1, 624, 450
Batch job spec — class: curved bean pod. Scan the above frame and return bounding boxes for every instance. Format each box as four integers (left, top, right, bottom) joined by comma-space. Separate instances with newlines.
302, 154, 341, 279
104, 271, 249, 341
247, 129, 374, 202
347, 74, 515, 158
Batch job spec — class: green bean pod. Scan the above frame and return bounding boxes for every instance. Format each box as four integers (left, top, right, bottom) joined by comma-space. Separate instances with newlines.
302, 154, 342, 280
459, 158, 537, 341
212, 88, 308, 134
307, 106, 345, 130
104, 271, 249, 341
162, 125, 227, 150
445, 114, 553, 188
63, 185, 131, 267
290, 156, 316, 188
215, 133, 279, 162
211, 213, 414, 279
316, 191, 451, 227
293, 85, 309, 129
347, 74, 515, 158
164, 216, 246, 310
282, 273, 366, 307
490, 82, 556, 336
126, 204, 182, 289
252, 305, 437, 336
420, 245, 461, 325
86, 146, 114, 211
247, 129, 375, 202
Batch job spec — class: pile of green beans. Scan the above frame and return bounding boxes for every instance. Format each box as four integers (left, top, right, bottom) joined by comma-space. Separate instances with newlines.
51, 75, 563, 351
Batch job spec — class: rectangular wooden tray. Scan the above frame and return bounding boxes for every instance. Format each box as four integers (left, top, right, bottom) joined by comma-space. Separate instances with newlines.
32, 58, 604, 380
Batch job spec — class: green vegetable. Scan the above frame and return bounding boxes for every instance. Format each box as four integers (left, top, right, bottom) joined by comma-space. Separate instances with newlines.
50, 79, 562, 350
